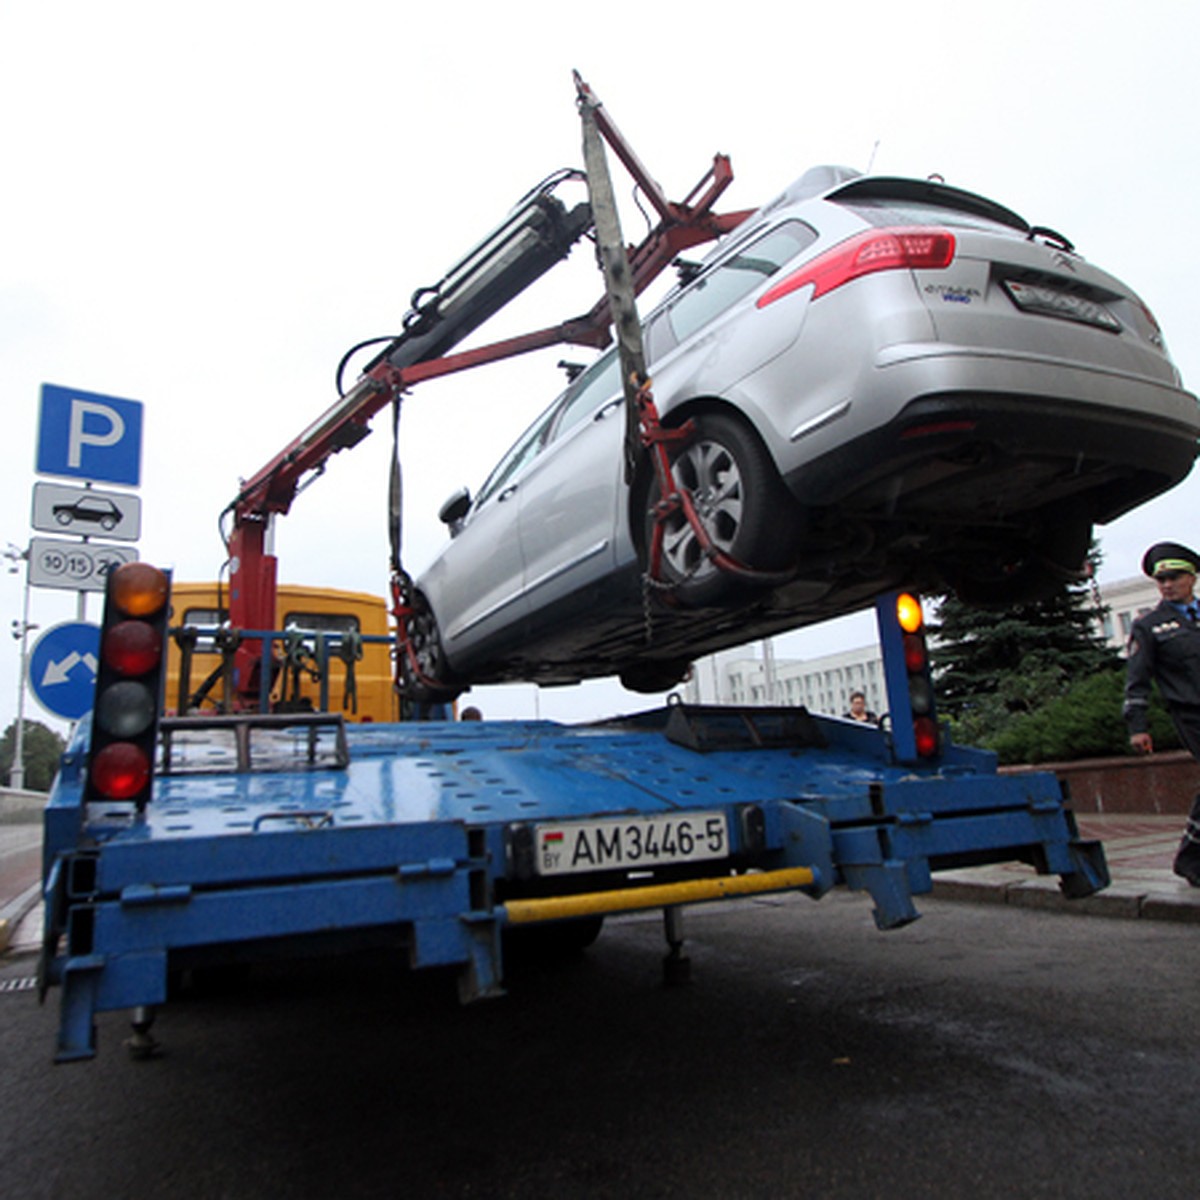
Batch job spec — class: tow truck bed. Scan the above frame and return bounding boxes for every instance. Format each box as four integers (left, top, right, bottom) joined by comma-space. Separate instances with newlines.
40, 703, 1107, 1062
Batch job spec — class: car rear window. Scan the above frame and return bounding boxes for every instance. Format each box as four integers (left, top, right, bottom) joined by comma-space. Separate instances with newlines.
668, 220, 817, 342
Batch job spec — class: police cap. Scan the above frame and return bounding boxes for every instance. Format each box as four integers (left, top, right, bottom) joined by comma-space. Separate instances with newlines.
1141, 541, 1200, 578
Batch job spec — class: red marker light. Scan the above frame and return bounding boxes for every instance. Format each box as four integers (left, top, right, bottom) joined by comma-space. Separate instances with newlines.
902, 632, 928, 673
913, 717, 940, 758
103, 620, 162, 677
90, 741, 152, 800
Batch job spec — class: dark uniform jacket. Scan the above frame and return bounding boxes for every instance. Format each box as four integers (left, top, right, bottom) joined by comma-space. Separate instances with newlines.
1123, 599, 1200, 736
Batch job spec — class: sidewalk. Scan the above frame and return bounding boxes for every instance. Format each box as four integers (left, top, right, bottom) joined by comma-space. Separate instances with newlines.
930, 814, 1200, 923
2, 815, 1198, 961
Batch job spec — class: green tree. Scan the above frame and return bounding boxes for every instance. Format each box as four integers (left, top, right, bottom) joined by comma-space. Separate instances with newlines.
930, 570, 1119, 748
1, 719, 68, 792
988, 666, 1179, 764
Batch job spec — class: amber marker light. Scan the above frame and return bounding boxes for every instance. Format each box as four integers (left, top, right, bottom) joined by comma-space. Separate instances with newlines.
895, 592, 924, 634
110, 562, 169, 617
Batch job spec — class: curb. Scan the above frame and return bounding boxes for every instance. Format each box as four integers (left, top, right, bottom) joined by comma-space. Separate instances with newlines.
0, 882, 43, 954
930, 876, 1200, 923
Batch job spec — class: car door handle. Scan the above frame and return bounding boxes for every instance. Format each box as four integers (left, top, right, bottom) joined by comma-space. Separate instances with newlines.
594, 399, 622, 421
498, 485, 518, 501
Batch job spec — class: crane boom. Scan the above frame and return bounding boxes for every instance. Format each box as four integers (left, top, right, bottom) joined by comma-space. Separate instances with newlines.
222, 76, 753, 707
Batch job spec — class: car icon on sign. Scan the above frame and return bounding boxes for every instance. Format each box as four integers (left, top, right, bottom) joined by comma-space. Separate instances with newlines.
53, 495, 123, 531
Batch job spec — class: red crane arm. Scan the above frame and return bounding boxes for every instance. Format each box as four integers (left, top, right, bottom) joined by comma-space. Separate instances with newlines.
223, 77, 754, 706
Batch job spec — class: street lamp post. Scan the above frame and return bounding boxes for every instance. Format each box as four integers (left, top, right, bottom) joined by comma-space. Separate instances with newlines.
6, 543, 36, 792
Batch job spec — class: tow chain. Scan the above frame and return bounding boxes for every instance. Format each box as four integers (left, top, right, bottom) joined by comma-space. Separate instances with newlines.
333, 630, 362, 714
390, 568, 450, 701
281, 629, 321, 710
386, 384, 455, 705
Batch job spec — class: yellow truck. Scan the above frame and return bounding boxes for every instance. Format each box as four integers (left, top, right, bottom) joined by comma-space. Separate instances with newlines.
166, 582, 398, 723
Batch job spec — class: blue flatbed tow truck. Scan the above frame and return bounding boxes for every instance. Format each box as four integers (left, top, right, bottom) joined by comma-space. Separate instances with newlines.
34, 86, 1111, 1061
37, 581, 1108, 1063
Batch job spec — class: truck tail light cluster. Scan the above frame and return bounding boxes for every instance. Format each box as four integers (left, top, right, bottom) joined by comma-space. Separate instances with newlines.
877, 591, 941, 763
85, 562, 171, 808
757, 226, 956, 307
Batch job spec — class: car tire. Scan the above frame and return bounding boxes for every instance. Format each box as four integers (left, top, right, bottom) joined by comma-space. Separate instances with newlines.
639, 411, 795, 606
619, 660, 690, 694
503, 915, 604, 962
949, 509, 1091, 606
400, 594, 461, 705
952, 557, 1077, 606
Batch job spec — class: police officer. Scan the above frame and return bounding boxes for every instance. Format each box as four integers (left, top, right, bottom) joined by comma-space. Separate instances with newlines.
1123, 541, 1200, 886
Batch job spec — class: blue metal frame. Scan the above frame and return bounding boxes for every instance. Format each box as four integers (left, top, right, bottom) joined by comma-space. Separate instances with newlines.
40, 706, 1108, 1061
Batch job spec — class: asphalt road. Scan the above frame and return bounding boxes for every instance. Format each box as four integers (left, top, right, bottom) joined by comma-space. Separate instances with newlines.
3, 892, 1197, 1199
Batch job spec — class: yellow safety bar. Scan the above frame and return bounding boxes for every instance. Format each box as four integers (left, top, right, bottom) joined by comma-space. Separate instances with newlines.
503, 866, 817, 925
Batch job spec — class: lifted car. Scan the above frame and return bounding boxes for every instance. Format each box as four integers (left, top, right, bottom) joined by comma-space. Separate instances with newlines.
404, 166, 1198, 702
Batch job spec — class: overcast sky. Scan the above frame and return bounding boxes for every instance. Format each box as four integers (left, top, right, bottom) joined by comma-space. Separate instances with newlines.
3, 0, 1199, 735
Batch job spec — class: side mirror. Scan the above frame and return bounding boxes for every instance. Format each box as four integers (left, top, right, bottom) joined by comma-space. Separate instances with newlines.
438, 488, 471, 534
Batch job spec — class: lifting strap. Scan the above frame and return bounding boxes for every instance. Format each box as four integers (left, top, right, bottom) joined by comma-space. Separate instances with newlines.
577, 78, 794, 596
387, 391, 449, 702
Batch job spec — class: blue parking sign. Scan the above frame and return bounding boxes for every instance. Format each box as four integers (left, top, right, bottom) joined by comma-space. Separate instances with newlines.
37, 383, 143, 487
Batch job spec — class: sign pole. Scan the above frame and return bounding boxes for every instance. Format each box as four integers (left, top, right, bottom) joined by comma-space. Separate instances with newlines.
6, 545, 33, 791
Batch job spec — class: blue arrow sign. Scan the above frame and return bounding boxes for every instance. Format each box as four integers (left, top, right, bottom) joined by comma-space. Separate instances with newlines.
36, 383, 144, 487
29, 622, 101, 721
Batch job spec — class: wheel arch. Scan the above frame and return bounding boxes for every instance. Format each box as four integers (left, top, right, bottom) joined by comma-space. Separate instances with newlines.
626, 395, 784, 552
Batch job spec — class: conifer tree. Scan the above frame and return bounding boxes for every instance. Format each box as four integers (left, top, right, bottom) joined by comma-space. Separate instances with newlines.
929, 557, 1118, 746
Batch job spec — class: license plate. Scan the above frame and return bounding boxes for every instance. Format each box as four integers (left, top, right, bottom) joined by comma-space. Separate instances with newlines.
534, 812, 729, 877
1002, 279, 1120, 331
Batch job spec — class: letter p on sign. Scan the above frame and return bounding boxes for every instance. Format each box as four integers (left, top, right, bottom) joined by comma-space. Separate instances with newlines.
37, 384, 143, 487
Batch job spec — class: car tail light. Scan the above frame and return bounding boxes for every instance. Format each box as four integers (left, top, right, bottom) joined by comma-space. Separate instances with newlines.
84, 562, 171, 809
757, 227, 956, 307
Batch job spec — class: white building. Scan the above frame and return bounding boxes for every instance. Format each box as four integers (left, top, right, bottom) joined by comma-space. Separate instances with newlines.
1096, 575, 1159, 650
685, 576, 1159, 716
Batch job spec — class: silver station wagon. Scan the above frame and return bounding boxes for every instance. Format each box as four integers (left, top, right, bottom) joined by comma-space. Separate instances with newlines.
405, 166, 1199, 701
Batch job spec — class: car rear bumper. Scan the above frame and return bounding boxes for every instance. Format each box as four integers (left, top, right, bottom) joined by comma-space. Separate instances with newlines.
782, 345, 1198, 521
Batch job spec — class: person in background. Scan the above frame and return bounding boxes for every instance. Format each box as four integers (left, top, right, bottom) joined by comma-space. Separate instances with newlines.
1123, 540, 1200, 887
459, 706, 483, 721
843, 690, 877, 724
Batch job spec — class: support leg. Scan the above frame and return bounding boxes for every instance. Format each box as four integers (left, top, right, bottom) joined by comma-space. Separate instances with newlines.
662, 905, 690, 986
125, 1005, 161, 1061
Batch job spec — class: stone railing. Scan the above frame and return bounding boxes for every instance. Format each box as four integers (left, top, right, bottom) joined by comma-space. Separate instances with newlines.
0, 787, 47, 823
1001, 750, 1197, 816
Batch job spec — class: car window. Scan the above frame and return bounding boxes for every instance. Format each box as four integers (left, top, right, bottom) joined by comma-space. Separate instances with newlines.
181, 606, 227, 652
474, 406, 558, 508
668, 221, 818, 343
549, 349, 621, 442
283, 612, 361, 635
